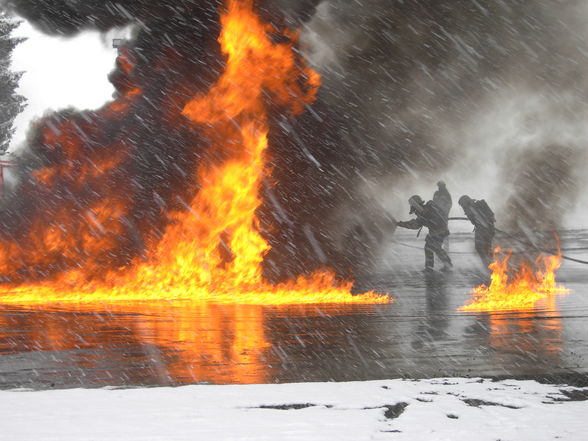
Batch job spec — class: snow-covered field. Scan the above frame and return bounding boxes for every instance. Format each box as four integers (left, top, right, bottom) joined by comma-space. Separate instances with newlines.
2, 377, 587, 440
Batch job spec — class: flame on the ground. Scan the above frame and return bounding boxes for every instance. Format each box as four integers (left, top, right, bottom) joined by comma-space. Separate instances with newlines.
460, 247, 569, 312
0, 0, 389, 306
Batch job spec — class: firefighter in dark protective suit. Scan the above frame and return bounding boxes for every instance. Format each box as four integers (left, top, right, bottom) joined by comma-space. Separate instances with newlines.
397, 195, 453, 271
433, 180, 452, 251
433, 180, 452, 220
458, 195, 495, 268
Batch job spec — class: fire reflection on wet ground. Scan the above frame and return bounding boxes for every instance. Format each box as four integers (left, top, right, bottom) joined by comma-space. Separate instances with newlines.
0, 302, 386, 388
0, 295, 582, 389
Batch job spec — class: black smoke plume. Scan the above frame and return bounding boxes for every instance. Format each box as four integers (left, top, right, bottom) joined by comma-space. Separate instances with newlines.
0, 1, 222, 281
0, 0, 336, 283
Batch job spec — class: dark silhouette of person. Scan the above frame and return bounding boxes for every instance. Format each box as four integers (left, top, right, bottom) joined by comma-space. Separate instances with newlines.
397, 195, 453, 271
433, 180, 452, 220
433, 180, 452, 251
458, 195, 496, 267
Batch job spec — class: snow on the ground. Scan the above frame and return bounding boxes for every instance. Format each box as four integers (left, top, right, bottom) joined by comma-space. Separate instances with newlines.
1, 377, 587, 441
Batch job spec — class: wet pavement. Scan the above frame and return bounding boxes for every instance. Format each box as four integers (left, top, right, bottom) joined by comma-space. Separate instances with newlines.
0, 230, 587, 390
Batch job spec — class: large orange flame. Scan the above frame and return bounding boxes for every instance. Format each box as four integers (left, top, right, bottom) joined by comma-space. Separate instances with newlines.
460, 247, 569, 312
0, 0, 389, 306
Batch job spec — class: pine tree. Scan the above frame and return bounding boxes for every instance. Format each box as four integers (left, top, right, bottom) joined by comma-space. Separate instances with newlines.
0, 10, 26, 154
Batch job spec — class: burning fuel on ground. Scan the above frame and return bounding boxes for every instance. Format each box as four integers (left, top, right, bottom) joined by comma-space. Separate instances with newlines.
460, 246, 570, 312
0, 0, 390, 305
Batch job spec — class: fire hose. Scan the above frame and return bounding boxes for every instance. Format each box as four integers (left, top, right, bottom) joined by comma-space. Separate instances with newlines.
447, 217, 588, 265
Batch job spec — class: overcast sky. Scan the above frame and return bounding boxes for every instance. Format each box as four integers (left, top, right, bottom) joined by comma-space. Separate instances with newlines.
9, 21, 123, 150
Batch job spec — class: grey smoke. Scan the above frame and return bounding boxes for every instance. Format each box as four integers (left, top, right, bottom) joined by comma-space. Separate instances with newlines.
300, 0, 588, 245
